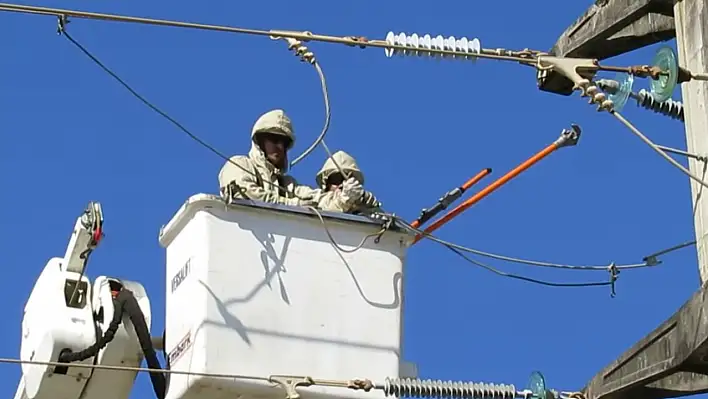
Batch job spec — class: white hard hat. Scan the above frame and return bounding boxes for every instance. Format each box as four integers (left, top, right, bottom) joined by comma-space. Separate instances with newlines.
251, 109, 295, 150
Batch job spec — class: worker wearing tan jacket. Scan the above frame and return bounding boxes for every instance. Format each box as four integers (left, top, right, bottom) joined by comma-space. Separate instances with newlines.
219, 109, 322, 207
315, 150, 381, 214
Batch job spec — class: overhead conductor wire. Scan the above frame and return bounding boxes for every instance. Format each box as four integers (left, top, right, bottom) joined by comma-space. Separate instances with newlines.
6, 3, 694, 188
407, 217, 693, 270
0, 357, 369, 394
0, 355, 584, 399
552, 67, 708, 189
57, 16, 386, 263
52, 15, 511, 276
55, 19, 318, 199
395, 217, 616, 289
3, 3, 691, 291
0, 3, 541, 63
3, 3, 705, 110
611, 110, 708, 189
51, 29, 676, 290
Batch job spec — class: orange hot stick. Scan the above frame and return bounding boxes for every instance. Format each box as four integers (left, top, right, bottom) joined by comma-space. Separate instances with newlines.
412, 124, 581, 244
410, 168, 492, 229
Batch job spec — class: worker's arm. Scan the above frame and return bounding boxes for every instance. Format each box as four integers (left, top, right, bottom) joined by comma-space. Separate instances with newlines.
286, 176, 324, 202
219, 157, 305, 206
317, 190, 355, 212
316, 179, 374, 213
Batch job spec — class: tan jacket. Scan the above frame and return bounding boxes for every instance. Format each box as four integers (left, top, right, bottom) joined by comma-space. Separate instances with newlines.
315, 150, 380, 214
218, 109, 321, 206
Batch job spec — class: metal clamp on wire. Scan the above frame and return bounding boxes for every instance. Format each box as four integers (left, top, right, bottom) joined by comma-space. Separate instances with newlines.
271, 30, 317, 64
269, 375, 315, 399
535, 57, 616, 111
56, 14, 69, 35
374, 217, 395, 244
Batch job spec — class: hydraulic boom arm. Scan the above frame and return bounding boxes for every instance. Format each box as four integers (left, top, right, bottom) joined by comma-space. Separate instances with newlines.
61, 202, 104, 275
16, 201, 156, 399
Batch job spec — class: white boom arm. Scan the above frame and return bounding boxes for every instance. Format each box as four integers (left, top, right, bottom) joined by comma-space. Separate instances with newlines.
15, 202, 153, 399
62, 201, 103, 275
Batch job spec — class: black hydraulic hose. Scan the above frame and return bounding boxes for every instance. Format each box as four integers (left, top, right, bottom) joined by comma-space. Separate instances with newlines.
122, 289, 166, 399
58, 292, 126, 362
55, 287, 166, 399
163, 329, 171, 389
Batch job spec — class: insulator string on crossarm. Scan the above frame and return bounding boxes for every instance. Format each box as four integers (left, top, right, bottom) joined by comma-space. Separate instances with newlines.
270, 33, 345, 175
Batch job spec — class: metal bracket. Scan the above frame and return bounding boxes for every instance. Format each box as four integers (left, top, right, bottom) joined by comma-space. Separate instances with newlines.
269, 375, 315, 399
539, 0, 675, 95
56, 14, 69, 35
82, 201, 104, 248
270, 30, 317, 64
537, 56, 599, 91
582, 283, 708, 399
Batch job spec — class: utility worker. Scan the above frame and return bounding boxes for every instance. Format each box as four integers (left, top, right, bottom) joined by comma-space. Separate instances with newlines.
315, 150, 381, 214
219, 109, 321, 206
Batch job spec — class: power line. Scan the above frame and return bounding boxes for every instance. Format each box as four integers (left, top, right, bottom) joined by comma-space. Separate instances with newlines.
396, 216, 662, 271
57, 26, 302, 196
0, 356, 378, 397
5, 2, 708, 192
388, 216, 620, 291
1, 355, 585, 399
4, 2, 692, 293
59, 24, 608, 289
446, 245, 614, 288
0, 2, 538, 64
45, 30, 688, 295
0, 356, 268, 381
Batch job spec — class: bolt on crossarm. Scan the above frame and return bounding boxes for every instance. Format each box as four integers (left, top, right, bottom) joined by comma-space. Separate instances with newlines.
411, 125, 581, 245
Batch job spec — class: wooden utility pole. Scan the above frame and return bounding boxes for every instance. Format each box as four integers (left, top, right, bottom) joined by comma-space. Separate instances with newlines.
540, 0, 708, 284
674, 0, 708, 283
540, 2, 708, 399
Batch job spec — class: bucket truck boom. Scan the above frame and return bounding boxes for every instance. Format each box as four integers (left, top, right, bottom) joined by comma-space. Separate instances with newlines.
15, 201, 155, 399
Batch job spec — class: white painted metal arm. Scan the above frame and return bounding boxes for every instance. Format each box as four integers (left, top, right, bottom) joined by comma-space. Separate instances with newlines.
61, 202, 104, 274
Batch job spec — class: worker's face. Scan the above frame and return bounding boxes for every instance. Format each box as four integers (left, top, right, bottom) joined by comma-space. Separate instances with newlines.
326, 173, 344, 191
258, 133, 290, 169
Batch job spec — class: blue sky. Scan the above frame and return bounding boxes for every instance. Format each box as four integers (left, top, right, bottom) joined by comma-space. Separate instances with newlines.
0, 0, 699, 398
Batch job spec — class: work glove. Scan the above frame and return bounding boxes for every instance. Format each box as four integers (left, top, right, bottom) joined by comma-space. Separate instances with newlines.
360, 191, 381, 208
340, 177, 364, 206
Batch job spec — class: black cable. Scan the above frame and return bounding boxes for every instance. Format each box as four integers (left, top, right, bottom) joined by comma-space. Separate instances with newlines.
162, 329, 171, 391
446, 245, 612, 288
384, 214, 615, 289
59, 29, 291, 195
58, 292, 126, 363
121, 289, 166, 399
58, 23, 615, 292
55, 288, 166, 399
